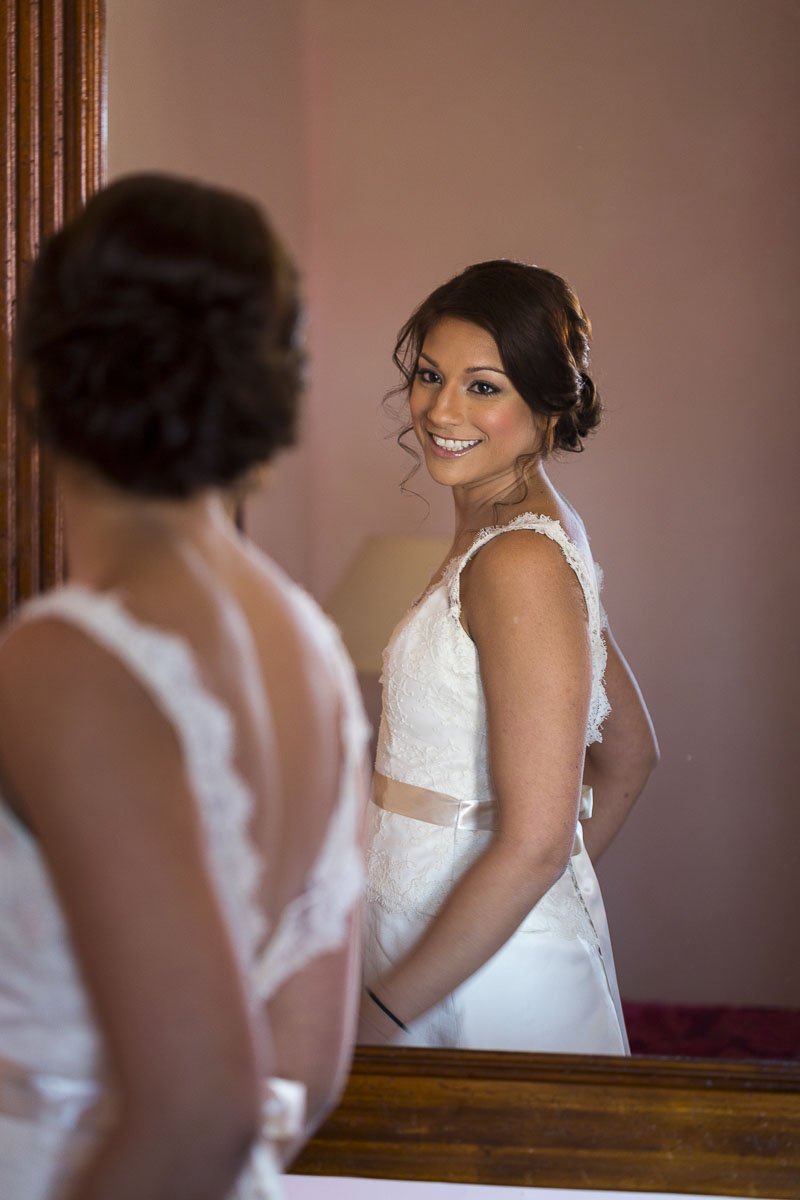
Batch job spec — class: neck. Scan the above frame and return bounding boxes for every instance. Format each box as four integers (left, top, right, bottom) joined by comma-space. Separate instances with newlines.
58, 461, 232, 588
451, 458, 554, 537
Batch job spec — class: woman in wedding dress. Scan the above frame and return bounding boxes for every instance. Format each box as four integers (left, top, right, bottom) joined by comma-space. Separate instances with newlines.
0, 174, 368, 1199
360, 260, 658, 1054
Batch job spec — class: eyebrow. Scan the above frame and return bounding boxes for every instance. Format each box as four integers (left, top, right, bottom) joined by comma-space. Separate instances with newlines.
419, 351, 508, 377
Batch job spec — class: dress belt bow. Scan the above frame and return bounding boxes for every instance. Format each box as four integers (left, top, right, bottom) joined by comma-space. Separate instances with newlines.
0, 1058, 306, 1145
259, 1076, 306, 1141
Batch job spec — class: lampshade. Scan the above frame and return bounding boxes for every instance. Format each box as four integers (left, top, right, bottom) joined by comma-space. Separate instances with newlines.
326, 533, 451, 673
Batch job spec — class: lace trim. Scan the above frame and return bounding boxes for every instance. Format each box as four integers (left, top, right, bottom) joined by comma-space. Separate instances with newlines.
19, 588, 267, 985
23, 584, 370, 1006
445, 513, 610, 743
253, 587, 370, 999
594, 561, 610, 632
365, 806, 459, 916
366, 807, 598, 945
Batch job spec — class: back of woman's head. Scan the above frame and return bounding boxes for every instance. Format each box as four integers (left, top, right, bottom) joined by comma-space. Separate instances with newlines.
16, 172, 303, 496
394, 259, 601, 453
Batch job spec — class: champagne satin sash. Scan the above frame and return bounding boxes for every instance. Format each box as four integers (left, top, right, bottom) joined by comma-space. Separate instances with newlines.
0, 1054, 304, 1145
372, 771, 593, 855
0, 1055, 110, 1133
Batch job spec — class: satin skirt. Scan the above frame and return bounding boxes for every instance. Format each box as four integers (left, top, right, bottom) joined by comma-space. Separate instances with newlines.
363, 839, 629, 1055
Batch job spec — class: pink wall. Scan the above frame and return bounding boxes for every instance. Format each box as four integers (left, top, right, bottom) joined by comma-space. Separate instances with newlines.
107, 0, 313, 585
107, 1, 799, 1008
303, 0, 799, 1008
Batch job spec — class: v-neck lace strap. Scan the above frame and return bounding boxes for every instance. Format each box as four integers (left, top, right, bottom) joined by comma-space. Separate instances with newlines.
252, 584, 369, 1000
445, 513, 610, 743
19, 585, 267, 982
17, 581, 369, 1011
0, 580, 369, 1198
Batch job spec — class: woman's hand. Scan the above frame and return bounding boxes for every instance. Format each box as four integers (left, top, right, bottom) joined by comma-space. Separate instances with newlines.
356, 987, 403, 1045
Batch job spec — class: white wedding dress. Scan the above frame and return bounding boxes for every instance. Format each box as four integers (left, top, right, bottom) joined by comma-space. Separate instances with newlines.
0, 578, 368, 1199
363, 513, 629, 1054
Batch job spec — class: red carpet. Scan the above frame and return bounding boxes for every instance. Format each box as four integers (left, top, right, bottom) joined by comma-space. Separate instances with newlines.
622, 1000, 800, 1060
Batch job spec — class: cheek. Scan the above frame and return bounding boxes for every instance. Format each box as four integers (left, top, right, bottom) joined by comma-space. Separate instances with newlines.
484, 406, 538, 446
408, 387, 426, 427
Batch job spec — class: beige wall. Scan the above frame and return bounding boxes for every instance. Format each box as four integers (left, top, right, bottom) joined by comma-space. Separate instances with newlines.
107, 0, 799, 1008
108, 0, 312, 583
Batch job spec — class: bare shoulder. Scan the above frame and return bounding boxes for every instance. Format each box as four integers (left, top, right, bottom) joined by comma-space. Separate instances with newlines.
461, 526, 594, 731
0, 617, 89, 715
462, 526, 587, 628
0, 613, 145, 716
0, 614, 181, 825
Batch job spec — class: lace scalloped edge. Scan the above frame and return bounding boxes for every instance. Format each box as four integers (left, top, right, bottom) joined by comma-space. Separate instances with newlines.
18, 587, 268, 973
444, 515, 610, 743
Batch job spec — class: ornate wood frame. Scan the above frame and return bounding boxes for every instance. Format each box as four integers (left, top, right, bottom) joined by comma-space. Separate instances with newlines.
0, 0, 105, 620
3, 11, 798, 1197
293, 1047, 800, 1198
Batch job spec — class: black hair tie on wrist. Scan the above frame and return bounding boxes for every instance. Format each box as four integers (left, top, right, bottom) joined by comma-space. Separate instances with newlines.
366, 987, 409, 1032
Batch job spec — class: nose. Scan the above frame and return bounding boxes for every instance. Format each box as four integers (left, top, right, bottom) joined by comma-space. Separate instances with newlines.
427, 381, 464, 427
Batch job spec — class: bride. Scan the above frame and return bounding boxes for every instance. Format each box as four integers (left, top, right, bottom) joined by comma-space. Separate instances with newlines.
0, 174, 368, 1199
359, 260, 658, 1054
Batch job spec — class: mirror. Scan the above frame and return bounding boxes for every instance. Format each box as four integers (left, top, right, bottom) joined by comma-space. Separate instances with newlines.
0, 0, 104, 618
3, 3, 793, 1191
105, 0, 798, 1061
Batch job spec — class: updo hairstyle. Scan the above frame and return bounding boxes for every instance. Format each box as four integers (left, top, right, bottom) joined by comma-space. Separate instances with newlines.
16, 172, 303, 497
393, 259, 601, 454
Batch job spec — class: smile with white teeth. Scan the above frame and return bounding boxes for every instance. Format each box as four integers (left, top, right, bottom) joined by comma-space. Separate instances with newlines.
431, 434, 480, 451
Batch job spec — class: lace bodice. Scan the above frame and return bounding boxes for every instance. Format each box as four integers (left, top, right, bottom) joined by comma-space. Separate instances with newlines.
363, 516, 630, 1055
376, 513, 610, 799
0, 581, 368, 1084
367, 514, 609, 938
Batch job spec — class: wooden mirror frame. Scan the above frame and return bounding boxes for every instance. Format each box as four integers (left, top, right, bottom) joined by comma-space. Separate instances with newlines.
3, 10, 798, 1198
1, 0, 104, 620
293, 1047, 800, 1198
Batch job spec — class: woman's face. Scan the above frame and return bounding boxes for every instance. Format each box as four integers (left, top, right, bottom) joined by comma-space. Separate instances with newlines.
409, 317, 541, 498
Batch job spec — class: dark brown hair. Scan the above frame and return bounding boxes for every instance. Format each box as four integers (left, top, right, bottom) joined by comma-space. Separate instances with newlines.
392, 259, 601, 455
15, 172, 303, 497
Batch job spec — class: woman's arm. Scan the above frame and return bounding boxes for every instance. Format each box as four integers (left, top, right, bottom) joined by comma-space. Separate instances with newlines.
0, 620, 262, 1200
580, 627, 659, 862
358, 530, 592, 1037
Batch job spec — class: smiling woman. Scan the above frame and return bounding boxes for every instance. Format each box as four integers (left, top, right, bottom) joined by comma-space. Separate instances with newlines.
359, 260, 659, 1055
411, 318, 540, 486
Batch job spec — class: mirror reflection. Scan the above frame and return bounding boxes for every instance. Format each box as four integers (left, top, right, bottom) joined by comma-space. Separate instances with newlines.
107, 0, 799, 1061
352, 265, 651, 1057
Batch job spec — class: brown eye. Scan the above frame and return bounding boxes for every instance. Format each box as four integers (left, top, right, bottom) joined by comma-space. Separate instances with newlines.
470, 380, 499, 396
